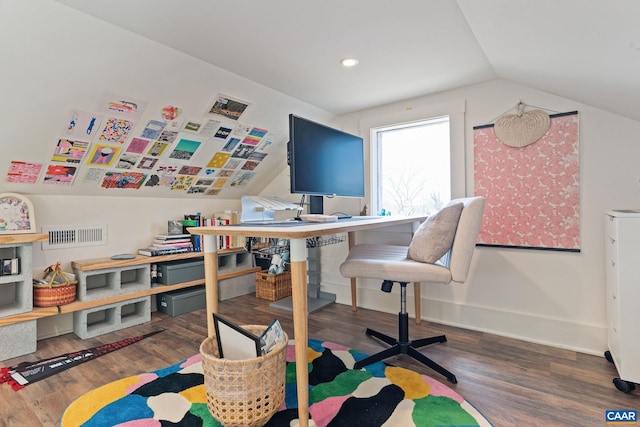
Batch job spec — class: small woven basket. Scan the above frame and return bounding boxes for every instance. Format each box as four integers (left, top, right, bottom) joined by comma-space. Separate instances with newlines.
33, 268, 77, 307
255, 271, 292, 301
200, 325, 288, 427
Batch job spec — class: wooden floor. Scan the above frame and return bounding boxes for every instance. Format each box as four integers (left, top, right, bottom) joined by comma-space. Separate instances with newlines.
1, 295, 637, 426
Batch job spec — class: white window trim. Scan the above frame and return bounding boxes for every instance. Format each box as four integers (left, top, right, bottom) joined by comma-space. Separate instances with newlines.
359, 99, 467, 213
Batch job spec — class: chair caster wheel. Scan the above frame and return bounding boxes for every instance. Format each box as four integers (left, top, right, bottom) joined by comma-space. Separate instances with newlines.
613, 377, 636, 393
604, 350, 614, 364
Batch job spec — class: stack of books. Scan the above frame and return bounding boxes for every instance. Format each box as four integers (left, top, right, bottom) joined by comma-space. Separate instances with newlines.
138, 234, 194, 257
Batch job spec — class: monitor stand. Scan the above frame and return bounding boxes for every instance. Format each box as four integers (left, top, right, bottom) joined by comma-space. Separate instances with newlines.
270, 195, 337, 313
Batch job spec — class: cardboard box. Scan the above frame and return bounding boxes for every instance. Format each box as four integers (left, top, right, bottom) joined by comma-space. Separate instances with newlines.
157, 259, 204, 285
157, 286, 206, 316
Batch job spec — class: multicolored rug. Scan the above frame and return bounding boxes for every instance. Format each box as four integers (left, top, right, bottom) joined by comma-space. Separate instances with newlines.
62, 339, 492, 426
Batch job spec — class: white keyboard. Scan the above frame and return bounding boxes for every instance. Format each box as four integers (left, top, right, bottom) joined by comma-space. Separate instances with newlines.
299, 214, 339, 222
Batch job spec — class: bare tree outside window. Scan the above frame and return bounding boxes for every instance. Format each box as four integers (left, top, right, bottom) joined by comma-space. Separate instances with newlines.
373, 117, 450, 216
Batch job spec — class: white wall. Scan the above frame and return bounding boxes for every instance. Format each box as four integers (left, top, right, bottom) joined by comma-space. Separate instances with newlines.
322, 78, 640, 355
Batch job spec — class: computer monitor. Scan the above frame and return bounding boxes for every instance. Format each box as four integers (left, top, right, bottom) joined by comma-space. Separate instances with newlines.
288, 114, 365, 213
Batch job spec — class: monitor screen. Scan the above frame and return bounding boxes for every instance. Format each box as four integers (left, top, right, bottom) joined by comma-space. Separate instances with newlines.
288, 114, 365, 198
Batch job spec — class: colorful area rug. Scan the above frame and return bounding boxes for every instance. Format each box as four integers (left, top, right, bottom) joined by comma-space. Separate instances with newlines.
62, 339, 491, 426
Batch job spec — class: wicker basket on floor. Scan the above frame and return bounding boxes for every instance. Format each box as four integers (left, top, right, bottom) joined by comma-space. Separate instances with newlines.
255, 271, 292, 301
200, 325, 288, 427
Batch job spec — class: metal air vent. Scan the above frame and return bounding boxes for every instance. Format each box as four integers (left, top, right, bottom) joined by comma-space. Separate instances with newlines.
41, 224, 108, 250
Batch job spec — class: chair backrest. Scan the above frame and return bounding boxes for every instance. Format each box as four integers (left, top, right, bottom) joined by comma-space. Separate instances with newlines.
446, 196, 485, 283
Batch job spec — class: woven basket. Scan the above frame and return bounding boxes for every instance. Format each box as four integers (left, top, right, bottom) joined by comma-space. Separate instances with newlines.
255, 271, 292, 301
200, 325, 288, 427
33, 270, 77, 307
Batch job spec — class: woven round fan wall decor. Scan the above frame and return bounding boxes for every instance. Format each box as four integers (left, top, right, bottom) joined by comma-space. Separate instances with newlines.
494, 102, 551, 148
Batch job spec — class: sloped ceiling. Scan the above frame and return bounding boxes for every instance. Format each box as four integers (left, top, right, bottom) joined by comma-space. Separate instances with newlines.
53, 0, 640, 122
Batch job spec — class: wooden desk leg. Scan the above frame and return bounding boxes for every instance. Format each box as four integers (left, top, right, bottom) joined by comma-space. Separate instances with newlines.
414, 282, 421, 324
348, 231, 357, 311
202, 234, 219, 337
290, 238, 309, 427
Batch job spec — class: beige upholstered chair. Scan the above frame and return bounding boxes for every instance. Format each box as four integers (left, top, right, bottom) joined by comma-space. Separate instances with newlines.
339, 196, 485, 383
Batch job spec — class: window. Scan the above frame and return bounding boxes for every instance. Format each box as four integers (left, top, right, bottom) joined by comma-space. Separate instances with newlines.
372, 116, 451, 216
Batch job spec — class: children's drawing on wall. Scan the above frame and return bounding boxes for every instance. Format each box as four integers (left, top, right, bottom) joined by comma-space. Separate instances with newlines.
161, 105, 181, 121
98, 117, 135, 144
168, 139, 201, 163
83, 168, 105, 183
6, 161, 43, 184
221, 137, 241, 152
116, 153, 140, 169
147, 141, 168, 157
98, 91, 148, 120
51, 139, 90, 164
207, 152, 231, 168
231, 143, 257, 159
208, 94, 250, 121
140, 120, 166, 140
126, 137, 150, 154
87, 144, 121, 167
136, 156, 158, 170
63, 110, 103, 140
157, 130, 178, 144
43, 164, 77, 185
170, 175, 195, 191
230, 171, 254, 187
100, 171, 147, 189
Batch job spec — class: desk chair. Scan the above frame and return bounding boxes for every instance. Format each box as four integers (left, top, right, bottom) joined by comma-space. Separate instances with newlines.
339, 196, 485, 384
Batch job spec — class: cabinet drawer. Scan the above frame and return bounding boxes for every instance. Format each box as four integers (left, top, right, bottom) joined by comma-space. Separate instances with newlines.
605, 234, 618, 260
605, 214, 618, 240
605, 257, 619, 299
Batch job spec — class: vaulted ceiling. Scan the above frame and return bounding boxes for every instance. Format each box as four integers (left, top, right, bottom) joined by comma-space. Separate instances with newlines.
54, 0, 640, 121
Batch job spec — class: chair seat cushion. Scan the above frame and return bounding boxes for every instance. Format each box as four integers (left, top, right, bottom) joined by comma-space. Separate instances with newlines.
407, 202, 464, 263
339, 244, 452, 284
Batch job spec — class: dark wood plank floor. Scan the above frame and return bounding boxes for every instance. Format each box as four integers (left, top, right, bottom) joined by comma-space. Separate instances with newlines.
1, 295, 637, 426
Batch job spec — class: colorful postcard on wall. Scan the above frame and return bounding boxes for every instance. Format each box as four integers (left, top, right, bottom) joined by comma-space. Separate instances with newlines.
248, 151, 267, 162
187, 185, 207, 194
221, 137, 241, 152
208, 94, 250, 121
215, 169, 235, 178
231, 143, 257, 159
6, 161, 43, 184
116, 153, 140, 169
146, 174, 175, 188
200, 168, 217, 177
147, 141, 169, 157
98, 117, 135, 144
180, 119, 204, 135
248, 127, 268, 139
232, 123, 251, 138
87, 144, 121, 167
214, 126, 232, 140
178, 165, 202, 176
170, 174, 196, 191
168, 138, 201, 163
83, 167, 105, 183
195, 178, 214, 186
212, 178, 228, 188
207, 152, 231, 168
157, 129, 178, 144
140, 120, 166, 140
63, 110, 104, 140
100, 171, 147, 189
257, 137, 274, 151
241, 160, 260, 171
241, 134, 262, 146
126, 137, 150, 154
43, 164, 77, 185
136, 156, 158, 170
205, 188, 221, 196
51, 139, 90, 164
98, 91, 148, 119
156, 163, 180, 175
229, 171, 255, 187
223, 158, 243, 170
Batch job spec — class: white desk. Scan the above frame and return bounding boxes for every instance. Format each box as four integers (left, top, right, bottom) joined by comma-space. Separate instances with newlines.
188, 215, 424, 427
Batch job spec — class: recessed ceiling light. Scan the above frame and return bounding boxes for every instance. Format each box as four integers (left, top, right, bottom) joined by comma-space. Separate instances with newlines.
340, 58, 359, 68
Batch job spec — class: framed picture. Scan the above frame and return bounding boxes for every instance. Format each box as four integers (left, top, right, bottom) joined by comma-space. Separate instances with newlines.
213, 313, 261, 360
207, 94, 251, 121
0, 193, 37, 234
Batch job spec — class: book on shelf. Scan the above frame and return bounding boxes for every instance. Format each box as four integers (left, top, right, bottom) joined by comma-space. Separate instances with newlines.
151, 240, 193, 248
212, 314, 286, 360
137, 246, 193, 257
155, 234, 192, 241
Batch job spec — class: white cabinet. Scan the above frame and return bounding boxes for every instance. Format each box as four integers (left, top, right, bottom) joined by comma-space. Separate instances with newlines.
604, 210, 640, 392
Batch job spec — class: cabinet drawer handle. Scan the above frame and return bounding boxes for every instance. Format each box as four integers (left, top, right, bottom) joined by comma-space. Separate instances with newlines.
609, 237, 616, 244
